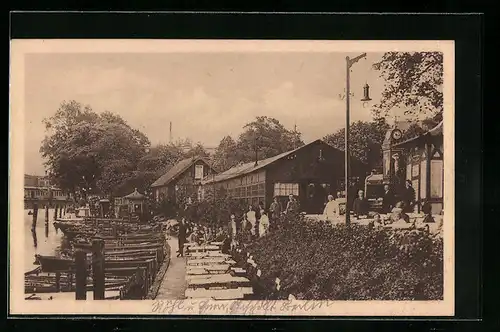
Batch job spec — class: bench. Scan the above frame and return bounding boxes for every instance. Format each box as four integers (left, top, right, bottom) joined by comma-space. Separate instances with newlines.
186, 257, 235, 266
187, 275, 251, 289
186, 265, 231, 275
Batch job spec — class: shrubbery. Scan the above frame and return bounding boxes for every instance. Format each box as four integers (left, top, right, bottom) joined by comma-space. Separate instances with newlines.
243, 213, 443, 300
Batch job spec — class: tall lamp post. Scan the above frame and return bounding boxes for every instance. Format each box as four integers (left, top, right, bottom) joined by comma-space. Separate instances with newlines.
344, 53, 371, 226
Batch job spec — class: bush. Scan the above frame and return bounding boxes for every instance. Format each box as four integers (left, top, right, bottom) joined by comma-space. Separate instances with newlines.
244, 214, 443, 300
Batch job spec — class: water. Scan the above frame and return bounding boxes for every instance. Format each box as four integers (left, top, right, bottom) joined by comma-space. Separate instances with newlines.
23, 208, 71, 272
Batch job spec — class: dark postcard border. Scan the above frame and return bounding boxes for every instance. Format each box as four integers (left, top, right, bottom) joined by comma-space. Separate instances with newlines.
8, 12, 483, 325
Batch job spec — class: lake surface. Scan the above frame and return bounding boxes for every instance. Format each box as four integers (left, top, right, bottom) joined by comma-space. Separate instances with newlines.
23, 208, 71, 272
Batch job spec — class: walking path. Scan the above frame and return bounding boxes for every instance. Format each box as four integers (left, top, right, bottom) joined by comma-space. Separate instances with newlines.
156, 236, 187, 299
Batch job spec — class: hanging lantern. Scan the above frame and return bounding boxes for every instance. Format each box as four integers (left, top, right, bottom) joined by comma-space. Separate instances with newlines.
361, 83, 372, 102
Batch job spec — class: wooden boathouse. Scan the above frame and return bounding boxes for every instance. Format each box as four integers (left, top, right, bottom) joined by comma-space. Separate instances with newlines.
200, 139, 367, 214
150, 156, 217, 204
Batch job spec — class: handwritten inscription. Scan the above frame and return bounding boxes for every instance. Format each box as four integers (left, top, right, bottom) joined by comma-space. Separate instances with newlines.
152, 300, 334, 315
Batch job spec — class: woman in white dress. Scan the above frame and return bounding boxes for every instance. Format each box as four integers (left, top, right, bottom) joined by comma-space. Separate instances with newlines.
229, 214, 237, 238
323, 194, 340, 222
246, 205, 257, 237
259, 209, 270, 237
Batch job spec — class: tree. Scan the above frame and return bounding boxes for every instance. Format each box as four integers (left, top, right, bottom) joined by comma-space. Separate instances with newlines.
373, 52, 443, 119
400, 113, 442, 141
211, 136, 239, 172
324, 119, 390, 170
236, 116, 304, 163
40, 100, 151, 197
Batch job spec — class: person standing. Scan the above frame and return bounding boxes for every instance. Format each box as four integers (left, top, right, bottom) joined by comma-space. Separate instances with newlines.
258, 209, 270, 237
381, 184, 395, 214
402, 180, 416, 213
269, 196, 282, 229
352, 190, 369, 217
323, 194, 340, 222
228, 214, 238, 239
286, 195, 300, 214
177, 218, 187, 257
246, 205, 257, 239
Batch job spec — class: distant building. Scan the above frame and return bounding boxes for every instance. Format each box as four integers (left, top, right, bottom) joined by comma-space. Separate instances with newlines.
24, 174, 71, 209
150, 156, 217, 203
200, 139, 368, 214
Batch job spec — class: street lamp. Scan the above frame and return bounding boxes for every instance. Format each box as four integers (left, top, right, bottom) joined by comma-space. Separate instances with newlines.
344, 53, 371, 226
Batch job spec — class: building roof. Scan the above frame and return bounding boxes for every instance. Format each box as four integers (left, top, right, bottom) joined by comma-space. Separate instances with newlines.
201, 139, 349, 185
24, 186, 63, 191
394, 120, 443, 147
150, 156, 213, 188
123, 188, 145, 200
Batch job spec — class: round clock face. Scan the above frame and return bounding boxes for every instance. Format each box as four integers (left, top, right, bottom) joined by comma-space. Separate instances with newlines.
392, 129, 402, 140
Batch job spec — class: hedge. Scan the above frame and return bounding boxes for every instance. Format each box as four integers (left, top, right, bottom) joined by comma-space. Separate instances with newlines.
240, 214, 443, 301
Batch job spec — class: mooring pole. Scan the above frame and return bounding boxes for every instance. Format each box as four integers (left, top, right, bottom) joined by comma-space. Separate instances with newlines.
55, 272, 61, 292
54, 205, 58, 220
44, 205, 49, 224
59, 206, 63, 218
75, 250, 87, 300
32, 203, 38, 229
92, 239, 105, 300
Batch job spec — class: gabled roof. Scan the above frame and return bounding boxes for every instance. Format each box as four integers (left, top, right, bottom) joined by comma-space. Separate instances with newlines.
201, 139, 349, 185
150, 156, 213, 188
124, 188, 145, 200
394, 120, 443, 147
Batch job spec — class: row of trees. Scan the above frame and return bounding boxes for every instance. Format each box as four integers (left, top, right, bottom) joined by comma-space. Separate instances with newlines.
40, 51, 443, 200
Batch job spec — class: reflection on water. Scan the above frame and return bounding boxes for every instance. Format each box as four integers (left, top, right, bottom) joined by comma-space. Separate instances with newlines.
24, 209, 66, 272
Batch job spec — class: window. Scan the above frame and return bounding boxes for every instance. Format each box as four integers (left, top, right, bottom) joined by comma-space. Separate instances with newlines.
430, 160, 443, 198
273, 183, 299, 197
420, 159, 427, 199
194, 165, 204, 180
251, 185, 258, 196
412, 162, 419, 177
406, 163, 412, 181
258, 183, 265, 196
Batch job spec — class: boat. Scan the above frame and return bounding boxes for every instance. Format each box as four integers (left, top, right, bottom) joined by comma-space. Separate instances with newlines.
53, 221, 86, 231
73, 241, 165, 252
25, 273, 129, 293
34, 254, 78, 272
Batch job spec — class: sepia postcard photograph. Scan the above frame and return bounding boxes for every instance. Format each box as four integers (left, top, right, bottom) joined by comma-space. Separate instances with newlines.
9, 39, 454, 316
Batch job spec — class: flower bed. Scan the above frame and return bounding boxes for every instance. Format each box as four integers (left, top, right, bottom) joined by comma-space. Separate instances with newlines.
240, 214, 443, 301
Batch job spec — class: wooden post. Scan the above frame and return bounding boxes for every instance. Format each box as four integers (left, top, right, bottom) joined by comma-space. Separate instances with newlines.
59, 206, 63, 218
92, 239, 105, 300
75, 250, 87, 300
45, 205, 49, 224
54, 205, 58, 220
32, 203, 38, 228
55, 272, 61, 292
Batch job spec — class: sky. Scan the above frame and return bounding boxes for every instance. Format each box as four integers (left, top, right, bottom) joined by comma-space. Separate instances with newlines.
24, 50, 398, 176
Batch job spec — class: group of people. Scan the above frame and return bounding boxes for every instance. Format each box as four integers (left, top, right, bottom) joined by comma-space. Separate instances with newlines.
173, 218, 228, 257
323, 180, 434, 223
171, 194, 303, 257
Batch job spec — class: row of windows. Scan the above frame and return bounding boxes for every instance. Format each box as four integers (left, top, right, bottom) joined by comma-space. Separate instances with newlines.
24, 189, 65, 198
227, 183, 265, 199
273, 183, 299, 197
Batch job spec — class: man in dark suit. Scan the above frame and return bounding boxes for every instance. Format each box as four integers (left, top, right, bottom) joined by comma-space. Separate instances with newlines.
353, 190, 369, 217
381, 184, 395, 213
